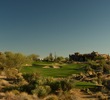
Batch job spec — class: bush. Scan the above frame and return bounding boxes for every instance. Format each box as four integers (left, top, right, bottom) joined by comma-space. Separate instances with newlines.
44, 95, 58, 100
96, 92, 108, 100
60, 79, 74, 91
50, 79, 74, 94
22, 73, 40, 83
59, 92, 78, 100
32, 85, 51, 97
50, 81, 61, 93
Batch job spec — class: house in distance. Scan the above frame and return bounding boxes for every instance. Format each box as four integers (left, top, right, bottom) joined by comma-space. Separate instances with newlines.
69, 51, 109, 62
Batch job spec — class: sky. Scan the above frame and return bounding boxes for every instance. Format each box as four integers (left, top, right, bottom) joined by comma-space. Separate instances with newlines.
0, 0, 110, 58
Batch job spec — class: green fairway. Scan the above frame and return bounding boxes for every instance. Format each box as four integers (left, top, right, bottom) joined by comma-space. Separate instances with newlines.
21, 62, 85, 77
75, 82, 98, 89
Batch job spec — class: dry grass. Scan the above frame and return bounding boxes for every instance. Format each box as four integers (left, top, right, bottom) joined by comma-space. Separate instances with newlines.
0, 92, 39, 100
43, 95, 58, 100
95, 92, 108, 100
0, 79, 10, 86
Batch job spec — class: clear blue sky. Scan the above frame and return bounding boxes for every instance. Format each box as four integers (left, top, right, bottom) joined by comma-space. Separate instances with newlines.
0, 0, 110, 58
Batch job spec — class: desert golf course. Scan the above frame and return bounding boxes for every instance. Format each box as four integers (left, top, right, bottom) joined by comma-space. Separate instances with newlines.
21, 61, 85, 77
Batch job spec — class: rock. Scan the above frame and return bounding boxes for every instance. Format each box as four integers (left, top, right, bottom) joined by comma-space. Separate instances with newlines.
0, 79, 10, 86
0, 92, 5, 99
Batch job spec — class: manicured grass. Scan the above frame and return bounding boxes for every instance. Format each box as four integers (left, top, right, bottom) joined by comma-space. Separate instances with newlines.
33, 61, 53, 66
21, 62, 85, 78
75, 82, 98, 89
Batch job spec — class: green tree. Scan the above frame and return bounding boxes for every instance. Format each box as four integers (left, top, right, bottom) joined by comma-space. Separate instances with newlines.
5, 51, 15, 68
5, 52, 29, 70
43, 53, 54, 62
56, 56, 65, 63
0, 52, 6, 70
48, 53, 54, 62
65, 57, 69, 62
13, 53, 27, 69
27, 54, 39, 61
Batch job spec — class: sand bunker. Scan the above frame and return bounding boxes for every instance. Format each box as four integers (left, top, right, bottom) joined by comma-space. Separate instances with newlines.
43, 66, 61, 68
43, 66, 50, 68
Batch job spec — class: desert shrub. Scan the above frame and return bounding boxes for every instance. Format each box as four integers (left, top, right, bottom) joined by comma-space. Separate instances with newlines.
19, 84, 34, 94
29, 77, 54, 96
4, 92, 36, 100
44, 95, 58, 100
44, 77, 55, 85
34, 77, 55, 88
20, 75, 54, 94
3, 91, 39, 100
20, 73, 40, 93
50, 79, 74, 94
22, 73, 40, 83
96, 92, 108, 100
84, 65, 93, 72
59, 92, 78, 100
17, 92, 33, 100
61, 79, 75, 91
4, 68, 19, 79
11, 90, 20, 95
103, 79, 110, 90
0, 79, 10, 87
32, 85, 51, 97
3, 86, 19, 92
4, 92, 15, 100
49, 81, 61, 93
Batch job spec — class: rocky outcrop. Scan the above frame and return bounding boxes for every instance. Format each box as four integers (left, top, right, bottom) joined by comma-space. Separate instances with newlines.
69, 51, 109, 62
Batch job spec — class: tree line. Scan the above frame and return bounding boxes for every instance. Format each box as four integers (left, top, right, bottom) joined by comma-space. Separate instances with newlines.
0, 51, 39, 70
0, 51, 69, 70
